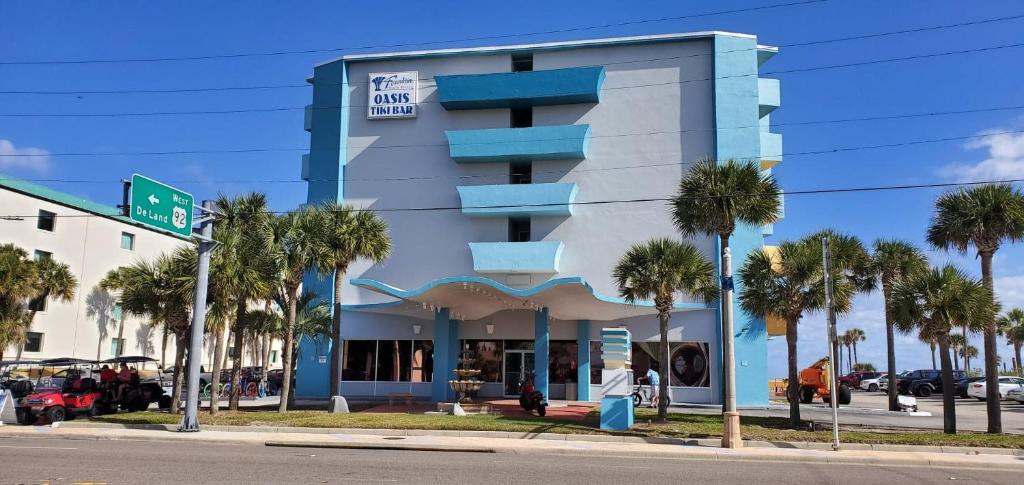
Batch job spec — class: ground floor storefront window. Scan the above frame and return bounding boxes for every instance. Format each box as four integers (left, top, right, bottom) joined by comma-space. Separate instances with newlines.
590, 341, 711, 388
342, 339, 434, 382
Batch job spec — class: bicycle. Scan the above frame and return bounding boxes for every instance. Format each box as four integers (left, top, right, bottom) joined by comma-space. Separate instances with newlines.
632, 381, 671, 408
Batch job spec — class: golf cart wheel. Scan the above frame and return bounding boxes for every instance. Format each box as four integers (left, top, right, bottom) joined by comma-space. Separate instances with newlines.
537, 405, 546, 417
46, 406, 66, 424
632, 393, 642, 408
916, 386, 932, 398
158, 395, 172, 410
15, 408, 35, 425
868, 384, 878, 392
837, 383, 852, 405
800, 386, 815, 404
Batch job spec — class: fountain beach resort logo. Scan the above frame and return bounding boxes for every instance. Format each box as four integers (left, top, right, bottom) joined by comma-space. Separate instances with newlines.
367, 71, 418, 119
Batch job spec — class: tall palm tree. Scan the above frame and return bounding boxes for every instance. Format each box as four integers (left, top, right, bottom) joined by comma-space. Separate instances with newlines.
848, 327, 866, 368
309, 203, 392, 397
927, 183, 1024, 433
870, 239, 927, 410
919, 326, 939, 370
947, 333, 966, 371
997, 309, 1024, 374
670, 158, 780, 443
17, 258, 78, 360
214, 193, 278, 411
613, 238, 718, 421
891, 265, 994, 434
839, 331, 854, 374
0, 244, 38, 360
267, 209, 319, 412
263, 291, 331, 406
960, 345, 978, 373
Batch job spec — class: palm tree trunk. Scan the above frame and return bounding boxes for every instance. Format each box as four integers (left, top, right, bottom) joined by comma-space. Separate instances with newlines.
279, 285, 299, 412
656, 304, 670, 422
852, 342, 859, 367
937, 333, 956, 434
883, 284, 899, 411
170, 331, 188, 415
116, 311, 126, 358
979, 250, 1001, 433
930, 343, 937, 370
161, 325, 169, 368
228, 300, 246, 410
1015, 342, 1022, 374
953, 350, 960, 371
261, 335, 271, 380
222, 331, 232, 370
330, 265, 344, 397
209, 325, 226, 415
786, 317, 801, 428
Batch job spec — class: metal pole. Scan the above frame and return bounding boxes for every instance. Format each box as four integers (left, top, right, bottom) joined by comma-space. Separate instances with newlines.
821, 237, 841, 451
180, 200, 215, 432
720, 246, 741, 448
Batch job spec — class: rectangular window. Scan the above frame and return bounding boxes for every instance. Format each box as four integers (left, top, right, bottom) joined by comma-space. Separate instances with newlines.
589, 341, 603, 384
462, 340, 503, 383
511, 53, 533, 72
110, 338, 124, 356
113, 303, 123, 321
376, 340, 413, 382
120, 232, 135, 250
24, 332, 43, 352
37, 210, 55, 231
508, 217, 530, 242
548, 341, 578, 384
33, 250, 52, 261
270, 350, 278, 364
411, 340, 434, 383
28, 295, 47, 312
510, 108, 532, 128
509, 162, 532, 184
342, 340, 377, 381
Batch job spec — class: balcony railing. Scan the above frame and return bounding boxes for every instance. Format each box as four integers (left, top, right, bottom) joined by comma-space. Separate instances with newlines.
468, 241, 564, 274
457, 183, 577, 217
434, 66, 605, 110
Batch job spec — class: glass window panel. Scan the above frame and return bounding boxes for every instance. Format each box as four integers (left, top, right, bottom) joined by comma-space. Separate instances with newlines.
120, 232, 135, 250
589, 341, 603, 384
505, 340, 534, 351
412, 340, 434, 383
342, 340, 376, 381
548, 341, 577, 384
37, 210, 55, 231
25, 332, 43, 353
462, 340, 502, 383
669, 342, 711, 387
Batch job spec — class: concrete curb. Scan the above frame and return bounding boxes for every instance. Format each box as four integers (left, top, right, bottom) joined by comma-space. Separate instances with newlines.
265, 440, 497, 453
51, 421, 1024, 456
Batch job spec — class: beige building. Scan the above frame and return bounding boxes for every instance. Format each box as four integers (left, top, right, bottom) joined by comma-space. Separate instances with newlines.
0, 177, 281, 370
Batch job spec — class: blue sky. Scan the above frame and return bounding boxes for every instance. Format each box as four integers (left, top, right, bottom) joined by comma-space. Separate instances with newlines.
2, 1, 1024, 378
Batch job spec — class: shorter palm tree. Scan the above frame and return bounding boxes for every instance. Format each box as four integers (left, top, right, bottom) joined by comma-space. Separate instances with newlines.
16, 257, 78, 360
0, 244, 38, 360
613, 238, 717, 422
848, 328, 865, 368
947, 334, 966, 371
891, 265, 994, 434
919, 327, 939, 370
997, 309, 1024, 374
960, 345, 979, 373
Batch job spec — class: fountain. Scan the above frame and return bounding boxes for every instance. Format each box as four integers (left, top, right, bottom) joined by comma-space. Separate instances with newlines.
437, 344, 490, 414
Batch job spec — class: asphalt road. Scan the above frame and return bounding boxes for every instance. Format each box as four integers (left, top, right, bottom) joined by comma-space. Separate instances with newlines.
671, 389, 1024, 433
0, 436, 1019, 485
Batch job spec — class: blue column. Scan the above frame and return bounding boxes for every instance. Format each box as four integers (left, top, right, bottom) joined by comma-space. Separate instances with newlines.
447, 318, 460, 401
534, 308, 550, 400
432, 308, 452, 402
576, 320, 591, 401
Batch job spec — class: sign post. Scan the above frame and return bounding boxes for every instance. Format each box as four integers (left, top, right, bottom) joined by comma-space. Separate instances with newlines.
128, 174, 194, 237
822, 237, 842, 451
180, 200, 217, 432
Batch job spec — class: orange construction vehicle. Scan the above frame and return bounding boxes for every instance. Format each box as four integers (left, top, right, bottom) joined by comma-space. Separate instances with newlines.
797, 356, 851, 405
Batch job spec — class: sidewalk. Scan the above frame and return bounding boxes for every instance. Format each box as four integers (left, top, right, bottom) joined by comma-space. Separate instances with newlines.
1, 422, 1022, 470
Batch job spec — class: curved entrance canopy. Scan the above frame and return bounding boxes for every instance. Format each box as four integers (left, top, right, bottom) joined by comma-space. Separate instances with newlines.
348, 276, 711, 321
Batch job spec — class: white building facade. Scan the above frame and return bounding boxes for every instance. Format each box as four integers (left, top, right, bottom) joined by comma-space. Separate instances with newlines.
295, 31, 783, 405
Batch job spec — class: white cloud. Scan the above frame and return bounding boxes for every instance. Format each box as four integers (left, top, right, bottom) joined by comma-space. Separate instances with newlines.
0, 138, 50, 173
937, 130, 1024, 182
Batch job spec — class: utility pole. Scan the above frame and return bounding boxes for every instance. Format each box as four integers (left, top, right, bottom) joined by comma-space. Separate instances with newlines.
180, 200, 217, 432
720, 246, 742, 448
821, 237, 841, 451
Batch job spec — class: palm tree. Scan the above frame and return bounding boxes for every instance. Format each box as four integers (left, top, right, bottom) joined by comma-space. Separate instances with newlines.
263, 291, 331, 406
891, 265, 995, 434
839, 331, 854, 374
947, 333, 966, 371
17, 257, 78, 360
927, 183, 1024, 433
919, 326, 939, 370
998, 309, 1024, 374
613, 238, 718, 421
214, 193, 278, 411
960, 345, 978, 373
0, 244, 38, 360
848, 327, 866, 368
870, 239, 927, 411
267, 209, 319, 412
309, 203, 392, 397
670, 158, 780, 443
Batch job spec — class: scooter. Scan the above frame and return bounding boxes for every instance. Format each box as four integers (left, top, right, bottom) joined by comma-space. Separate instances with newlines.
518, 372, 547, 417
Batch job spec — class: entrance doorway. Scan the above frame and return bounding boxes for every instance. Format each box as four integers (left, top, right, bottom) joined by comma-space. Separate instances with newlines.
504, 350, 535, 396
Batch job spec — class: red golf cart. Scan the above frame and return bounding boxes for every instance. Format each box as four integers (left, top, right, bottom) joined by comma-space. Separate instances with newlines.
15, 358, 104, 425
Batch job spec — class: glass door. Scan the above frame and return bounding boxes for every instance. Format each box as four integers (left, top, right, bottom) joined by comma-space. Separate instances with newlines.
503, 350, 535, 396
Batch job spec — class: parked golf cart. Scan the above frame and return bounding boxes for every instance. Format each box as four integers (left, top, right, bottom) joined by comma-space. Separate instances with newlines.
99, 355, 172, 412
14, 358, 104, 425
0, 359, 35, 392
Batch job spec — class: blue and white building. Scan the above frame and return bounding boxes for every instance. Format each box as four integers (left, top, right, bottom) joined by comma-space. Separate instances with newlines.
295, 31, 783, 406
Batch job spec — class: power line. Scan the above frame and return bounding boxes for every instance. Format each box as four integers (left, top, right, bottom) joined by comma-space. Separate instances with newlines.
0, 0, 829, 66
3, 177, 1024, 219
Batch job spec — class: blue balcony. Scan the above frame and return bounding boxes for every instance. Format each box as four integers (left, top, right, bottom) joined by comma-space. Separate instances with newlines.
761, 132, 782, 164
446, 124, 590, 163
468, 241, 564, 274
758, 78, 780, 118
434, 66, 605, 110
457, 183, 578, 217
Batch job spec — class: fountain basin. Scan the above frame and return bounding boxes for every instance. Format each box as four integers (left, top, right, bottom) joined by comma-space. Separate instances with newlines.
448, 380, 484, 393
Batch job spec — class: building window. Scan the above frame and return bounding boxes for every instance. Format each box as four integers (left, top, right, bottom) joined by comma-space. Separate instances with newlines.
342, 339, 434, 382
412, 340, 434, 383
113, 303, 123, 321
630, 341, 712, 388
511, 53, 533, 72
37, 210, 55, 231
343, 340, 377, 381
33, 250, 52, 261
110, 338, 124, 356
589, 341, 603, 384
28, 295, 47, 312
510, 108, 532, 128
270, 350, 278, 364
120, 232, 135, 250
509, 162, 532, 184
24, 332, 43, 353
548, 341, 578, 384
462, 340, 503, 382
508, 217, 530, 242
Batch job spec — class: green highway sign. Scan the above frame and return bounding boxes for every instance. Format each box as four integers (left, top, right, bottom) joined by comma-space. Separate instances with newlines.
129, 174, 194, 237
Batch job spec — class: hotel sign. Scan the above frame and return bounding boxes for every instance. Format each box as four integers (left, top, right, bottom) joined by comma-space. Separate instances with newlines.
367, 71, 418, 119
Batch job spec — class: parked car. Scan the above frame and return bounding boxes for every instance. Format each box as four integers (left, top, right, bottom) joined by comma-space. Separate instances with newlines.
859, 372, 887, 392
1007, 387, 1024, 404
966, 376, 1024, 400
840, 371, 883, 389
954, 376, 986, 398
898, 369, 966, 397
